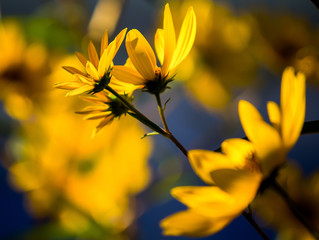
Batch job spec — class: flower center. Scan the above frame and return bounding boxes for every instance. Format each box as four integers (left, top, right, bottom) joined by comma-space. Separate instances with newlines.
244, 151, 261, 173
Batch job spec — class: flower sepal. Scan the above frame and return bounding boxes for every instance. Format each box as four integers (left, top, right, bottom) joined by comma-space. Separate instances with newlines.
142, 72, 174, 95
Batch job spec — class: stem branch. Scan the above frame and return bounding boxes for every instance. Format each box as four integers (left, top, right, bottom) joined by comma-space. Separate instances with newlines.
242, 211, 271, 240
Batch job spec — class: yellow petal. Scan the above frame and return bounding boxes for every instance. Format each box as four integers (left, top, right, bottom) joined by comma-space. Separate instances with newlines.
112, 65, 145, 85
169, 6, 196, 73
161, 3, 176, 76
109, 77, 141, 94
100, 29, 108, 57
86, 61, 100, 81
92, 115, 114, 138
62, 66, 86, 76
66, 85, 94, 96
54, 82, 84, 90
154, 28, 164, 65
221, 138, 255, 167
210, 168, 262, 207
267, 101, 281, 131
238, 100, 283, 175
113, 28, 127, 55
188, 149, 234, 185
88, 41, 99, 69
75, 74, 94, 84
75, 52, 87, 67
160, 209, 235, 237
126, 29, 157, 80
75, 105, 108, 114
98, 41, 116, 78
280, 67, 306, 150
171, 186, 241, 218
83, 112, 110, 120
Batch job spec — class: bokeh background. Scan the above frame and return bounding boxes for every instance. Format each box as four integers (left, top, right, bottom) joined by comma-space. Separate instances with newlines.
1, 0, 319, 239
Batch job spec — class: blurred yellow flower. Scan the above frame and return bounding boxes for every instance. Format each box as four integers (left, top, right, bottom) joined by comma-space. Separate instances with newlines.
0, 20, 50, 120
55, 28, 138, 96
8, 54, 152, 238
161, 138, 262, 237
239, 67, 306, 176
112, 3, 196, 94
160, 67, 306, 237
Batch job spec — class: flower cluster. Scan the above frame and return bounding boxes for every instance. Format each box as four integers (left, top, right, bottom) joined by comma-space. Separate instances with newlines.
56, 3, 196, 136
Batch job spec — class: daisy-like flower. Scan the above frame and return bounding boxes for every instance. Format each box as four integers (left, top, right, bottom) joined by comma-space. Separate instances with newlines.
112, 3, 196, 94
160, 67, 306, 237
55, 28, 138, 96
76, 93, 132, 137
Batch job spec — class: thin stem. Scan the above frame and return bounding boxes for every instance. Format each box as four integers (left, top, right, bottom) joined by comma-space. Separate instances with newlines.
154, 93, 188, 157
301, 120, 319, 135
105, 86, 168, 137
155, 93, 169, 132
242, 211, 271, 240
271, 180, 319, 240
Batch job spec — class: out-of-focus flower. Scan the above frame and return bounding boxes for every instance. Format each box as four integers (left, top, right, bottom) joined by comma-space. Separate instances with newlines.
7, 54, 152, 238
253, 164, 319, 240
161, 138, 262, 237
0, 20, 50, 120
55, 28, 137, 96
160, 67, 306, 237
239, 67, 305, 176
112, 3, 196, 94
165, 0, 258, 110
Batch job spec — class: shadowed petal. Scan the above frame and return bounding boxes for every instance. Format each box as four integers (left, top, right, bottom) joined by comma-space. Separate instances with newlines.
112, 65, 145, 85
88, 41, 99, 68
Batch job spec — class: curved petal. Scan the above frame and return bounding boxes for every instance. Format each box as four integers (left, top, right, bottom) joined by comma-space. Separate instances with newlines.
112, 65, 145, 85
154, 28, 164, 65
280, 67, 306, 150
112, 28, 127, 55
169, 6, 196, 73
188, 149, 235, 185
160, 209, 235, 237
161, 3, 176, 76
171, 186, 242, 218
239, 100, 283, 175
210, 168, 262, 207
267, 101, 281, 131
98, 41, 116, 78
125, 29, 156, 80
221, 138, 255, 167
86, 61, 100, 81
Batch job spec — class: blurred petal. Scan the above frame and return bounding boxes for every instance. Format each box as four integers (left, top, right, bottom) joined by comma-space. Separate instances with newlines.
267, 101, 281, 131
160, 209, 235, 237
54, 82, 84, 90
188, 150, 234, 185
126, 29, 156, 80
76, 51, 87, 67
171, 186, 242, 217
62, 66, 85, 76
280, 67, 306, 150
84, 112, 110, 120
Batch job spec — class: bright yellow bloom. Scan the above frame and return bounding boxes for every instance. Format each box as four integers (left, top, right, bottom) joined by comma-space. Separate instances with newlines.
161, 67, 306, 237
55, 28, 138, 96
239, 67, 306, 176
161, 138, 263, 237
112, 3, 196, 94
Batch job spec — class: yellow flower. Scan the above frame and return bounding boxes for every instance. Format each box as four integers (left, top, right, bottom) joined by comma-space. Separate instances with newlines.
76, 94, 132, 137
238, 67, 306, 176
160, 67, 306, 237
161, 138, 263, 237
55, 28, 138, 96
112, 3, 196, 94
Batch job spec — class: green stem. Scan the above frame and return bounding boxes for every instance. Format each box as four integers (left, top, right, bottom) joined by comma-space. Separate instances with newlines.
105, 86, 168, 137
271, 180, 319, 240
154, 93, 188, 157
242, 211, 271, 240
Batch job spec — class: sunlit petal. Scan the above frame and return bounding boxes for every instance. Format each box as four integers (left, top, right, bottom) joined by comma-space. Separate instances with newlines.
161, 3, 176, 76
100, 29, 108, 56
169, 6, 196, 72
86, 61, 100, 81
267, 101, 281, 131
126, 29, 156, 80
154, 29, 164, 65
160, 209, 235, 237
66, 85, 94, 96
